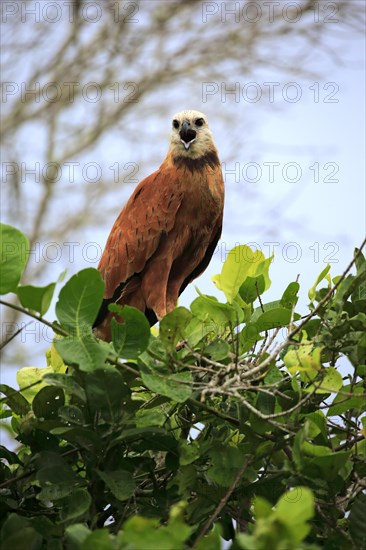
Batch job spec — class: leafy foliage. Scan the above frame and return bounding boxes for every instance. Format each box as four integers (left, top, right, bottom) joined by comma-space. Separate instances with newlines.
1, 223, 365, 549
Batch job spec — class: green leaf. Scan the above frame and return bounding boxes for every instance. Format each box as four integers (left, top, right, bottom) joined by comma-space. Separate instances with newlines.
65, 524, 91, 548
207, 444, 246, 486
97, 469, 136, 501
81, 530, 116, 550
283, 343, 321, 379
0, 514, 42, 550
0, 384, 30, 415
32, 386, 65, 419
239, 274, 265, 304
54, 335, 111, 372
17, 282, 56, 315
304, 367, 343, 394
43, 373, 86, 402
308, 264, 331, 301
17, 365, 65, 403
204, 339, 230, 361
140, 364, 192, 403
191, 293, 242, 327
135, 407, 166, 428
212, 245, 272, 303
349, 493, 366, 546
239, 323, 261, 354
58, 405, 85, 425
276, 486, 314, 523
303, 451, 351, 481
327, 384, 365, 416
85, 369, 130, 421
121, 514, 191, 550
0, 224, 29, 294
56, 268, 104, 335
179, 440, 200, 465
159, 307, 192, 350
302, 442, 332, 456
59, 488, 91, 522
253, 496, 273, 519
110, 304, 151, 358
280, 281, 300, 309
253, 307, 297, 333
194, 524, 222, 550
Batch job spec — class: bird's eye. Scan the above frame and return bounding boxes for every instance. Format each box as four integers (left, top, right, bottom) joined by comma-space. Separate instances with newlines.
195, 118, 204, 127
172, 119, 179, 129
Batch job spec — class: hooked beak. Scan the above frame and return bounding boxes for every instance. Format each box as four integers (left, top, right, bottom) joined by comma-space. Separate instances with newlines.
179, 121, 196, 150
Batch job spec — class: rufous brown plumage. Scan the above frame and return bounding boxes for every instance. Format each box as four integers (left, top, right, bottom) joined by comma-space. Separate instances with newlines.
94, 110, 224, 341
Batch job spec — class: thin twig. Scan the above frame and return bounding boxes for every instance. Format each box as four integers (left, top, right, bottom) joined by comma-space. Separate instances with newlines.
192, 456, 252, 546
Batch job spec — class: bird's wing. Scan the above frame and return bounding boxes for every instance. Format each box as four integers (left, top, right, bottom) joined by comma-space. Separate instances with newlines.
99, 168, 184, 299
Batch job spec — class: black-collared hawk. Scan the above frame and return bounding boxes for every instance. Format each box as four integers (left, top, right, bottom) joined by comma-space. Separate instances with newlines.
94, 110, 224, 341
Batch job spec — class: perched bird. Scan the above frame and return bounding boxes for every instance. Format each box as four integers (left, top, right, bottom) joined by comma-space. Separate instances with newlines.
94, 110, 225, 341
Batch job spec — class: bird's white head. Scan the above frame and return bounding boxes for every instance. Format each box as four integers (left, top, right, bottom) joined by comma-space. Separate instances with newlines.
169, 110, 217, 160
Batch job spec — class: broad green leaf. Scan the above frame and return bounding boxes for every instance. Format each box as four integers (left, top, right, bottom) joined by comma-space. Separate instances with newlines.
1, 527, 41, 550
239, 274, 265, 304
193, 524, 222, 550
58, 405, 85, 425
81, 530, 116, 550
303, 451, 351, 481
110, 304, 151, 358
97, 469, 136, 501
207, 444, 246, 487
253, 307, 298, 333
17, 282, 56, 315
85, 369, 130, 421
303, 411, 328, 439
51, 427, 101, 449
135, 408, 166, 427
32, 386, 65, 419
304, 367, 343, 394
253, 496, 273, 519
212, 245, 272, 303
17, 366, 65, 403
0, 384, 30, 415
56, 268, 104, 335
239, 323, 261, 354
43, 373, 86, 402
54, 335, 111, 372
354, 247, 366, 274
179, 440, 200, 465
349, 493, 366, 546
276, 486, 314, 524
280, 281, 300, 309
122, 514, 191, 550
327, 384, 365, 416
38, 484, 74, 502
191, 292, 242, 326
283, 343, 322, 379
140, 364, 192, 403
159, 307, 192, 350
308, 264, 331, 301
65, 524, 91, 548
59, 488, 91, 522
302, 441, 332, 456
204, 339, 229, 361
0, 224, 29, 294
37, 464, 77, 487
